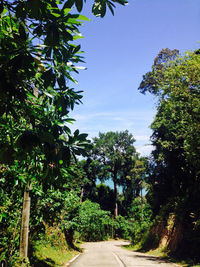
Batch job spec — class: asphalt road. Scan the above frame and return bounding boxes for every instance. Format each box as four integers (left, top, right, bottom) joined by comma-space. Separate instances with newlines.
69, 240, 178, 267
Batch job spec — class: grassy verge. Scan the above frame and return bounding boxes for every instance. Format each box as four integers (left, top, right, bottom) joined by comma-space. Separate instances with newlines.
32, 242, 79, 266
30, 226, 81, 267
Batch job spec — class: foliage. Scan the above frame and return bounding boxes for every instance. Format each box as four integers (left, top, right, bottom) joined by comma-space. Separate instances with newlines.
0, 0, 130, 264
0, 0, 130, 262
92, 183, 115, 212
89, 130, 139, 216
112, 215, 135, 240
138, 48, 179, 95
75, 200, 111, 241
146, 50, 200, 216
138, 49, 200, 258
0, 0, 92, 170
128, 197, 152, 244
31, 231, 79, 267
0, 3, 91, 263
0, 166, 23, 265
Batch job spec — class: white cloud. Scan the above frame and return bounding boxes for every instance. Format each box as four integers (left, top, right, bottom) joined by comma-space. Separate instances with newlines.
70, 109, 155, 150
136, 144, 154, 156
71, 110, 155, 128
135, 135, 150, 141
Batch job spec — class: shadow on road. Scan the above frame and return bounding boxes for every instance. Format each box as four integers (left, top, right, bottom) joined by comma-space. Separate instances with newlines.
129, 254, 172, 264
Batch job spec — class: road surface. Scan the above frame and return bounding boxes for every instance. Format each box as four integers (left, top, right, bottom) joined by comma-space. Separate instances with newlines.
69, 240, 178, 267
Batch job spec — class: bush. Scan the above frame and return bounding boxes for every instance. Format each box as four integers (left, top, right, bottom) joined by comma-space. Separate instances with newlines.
76, 200, 111, 241
113, 215, 134, 240
0, 173, 23, 266
128, 197, 152, 244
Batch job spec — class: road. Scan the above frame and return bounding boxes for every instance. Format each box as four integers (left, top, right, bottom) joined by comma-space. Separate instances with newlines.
69, 240, 178, 267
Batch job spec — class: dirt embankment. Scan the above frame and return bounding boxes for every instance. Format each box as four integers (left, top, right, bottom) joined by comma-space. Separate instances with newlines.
148, 213, 183, 252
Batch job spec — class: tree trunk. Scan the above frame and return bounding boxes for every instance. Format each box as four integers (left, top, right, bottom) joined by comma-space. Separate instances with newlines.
80, 187, 84, 203
19, 187, 31, 260
113, 176, 118, 218
141, 186, 143, 220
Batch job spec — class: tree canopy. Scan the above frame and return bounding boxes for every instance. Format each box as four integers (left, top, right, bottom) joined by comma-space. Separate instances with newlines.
142, 50, 200, 221
0, 0, 129, 263
89, 130, 144, 217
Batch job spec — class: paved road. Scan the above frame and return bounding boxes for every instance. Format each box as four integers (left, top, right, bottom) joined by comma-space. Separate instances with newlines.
69, 240, 178, 267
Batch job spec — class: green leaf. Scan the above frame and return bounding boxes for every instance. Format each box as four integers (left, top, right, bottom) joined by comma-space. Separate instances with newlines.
26, 91, 37, 99
0, 212, 7, 222
76, 14, 91, 21
78, 133, 88, 141
115, 0, 128, 5
74, 129, 79, 137
64, 31, 74, 41
74, 44, 81, 54
63, 118, 76, 123
92, 1, 102, 17
56, 121, 65, 127
73, 34, 83, 40
75, 0, 83, 12
2, 7, 8, 16
100, 2, 106, 17
51, 12, 61, 17
64, 126, 71, 134
63, 0, 75, 9
63, 8, 72, 16
66, 73, 78, 84
107, 1, 115, 16
19, 174, 26, 184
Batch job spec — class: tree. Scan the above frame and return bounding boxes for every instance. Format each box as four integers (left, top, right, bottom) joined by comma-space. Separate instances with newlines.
0, 0, 128, 263
90, 130, 138, 217
138, 48, 179, 95
140, 49, 200, 220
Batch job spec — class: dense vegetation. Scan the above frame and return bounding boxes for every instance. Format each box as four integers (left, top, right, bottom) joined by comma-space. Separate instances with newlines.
137, 48, 200, 263
1, 0, 200, 265
0, 0, 147, 266
0, 129, 149, 266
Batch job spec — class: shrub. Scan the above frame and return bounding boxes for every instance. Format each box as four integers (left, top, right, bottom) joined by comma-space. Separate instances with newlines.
128, 197, 152, 244
76, 200, 111, 241
113, 215, 134, 240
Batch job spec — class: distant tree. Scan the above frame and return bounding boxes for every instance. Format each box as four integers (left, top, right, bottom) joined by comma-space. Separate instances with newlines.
121, 156, 147, 215
94, 183, 115, 212
90, 130, 138, 217
138, 48, 179, 95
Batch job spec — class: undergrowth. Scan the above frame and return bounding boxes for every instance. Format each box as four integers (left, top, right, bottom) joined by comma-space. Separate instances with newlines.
30, 226, 80, 267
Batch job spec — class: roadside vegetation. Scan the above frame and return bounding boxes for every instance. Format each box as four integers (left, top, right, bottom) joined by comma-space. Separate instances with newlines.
134, 48, 200, 266
1, 0, 200, 266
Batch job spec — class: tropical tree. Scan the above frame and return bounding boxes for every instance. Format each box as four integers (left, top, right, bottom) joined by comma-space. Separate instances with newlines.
120, 156, 147, 215
140, 49, 200, 221
90, 130, 138, 217
0, 0, 128, 263
138, 48, 179, 95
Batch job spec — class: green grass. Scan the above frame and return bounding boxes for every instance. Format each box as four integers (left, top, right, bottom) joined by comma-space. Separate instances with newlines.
33, 242, 79, 266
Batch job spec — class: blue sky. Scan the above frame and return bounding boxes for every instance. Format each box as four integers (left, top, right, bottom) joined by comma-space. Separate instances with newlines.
70, 0, 200, 155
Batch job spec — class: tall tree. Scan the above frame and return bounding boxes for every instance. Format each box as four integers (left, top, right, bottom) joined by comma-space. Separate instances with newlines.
140, 49, 200, 219
0, 0, 128, 262
138, 48, 179, 95
90, 130, 138, 217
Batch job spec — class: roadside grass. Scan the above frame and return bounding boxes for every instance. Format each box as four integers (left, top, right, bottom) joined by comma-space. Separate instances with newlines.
31, 228, 81, 266
32, 242, 79, 266
122, 244, 200, 267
